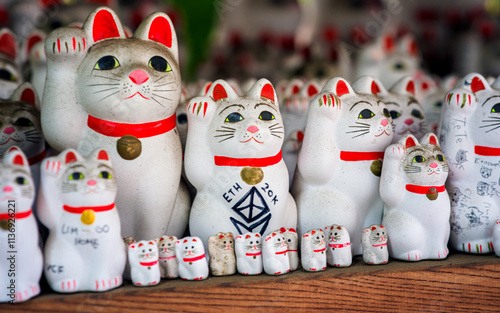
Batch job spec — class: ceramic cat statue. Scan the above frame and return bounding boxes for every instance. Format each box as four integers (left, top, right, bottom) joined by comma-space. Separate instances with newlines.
0, 28, 22, 99
494, 220, 500, 257
278, 227, 299, 271
0, 148, 43, 303
301, 229, 326, 272
381, 133, 450, 261
37, 148, 126, 292
128, 240, 160, 286
208, 232, 236, 276
176, 236, 209, 281
439, 73, 500, 254
185, 78, 297, 245
41, 7, 190, 240
235, 232, 262, 275
122, 236, 135, 280
324, 224, 352, 267
292, 76, 393, 255
157, 235, 178, 279
25, 31, 47, 99
362, 225, 388, 265
262, 231, 290, 275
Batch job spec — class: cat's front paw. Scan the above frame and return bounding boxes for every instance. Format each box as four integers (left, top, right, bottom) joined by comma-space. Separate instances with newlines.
45, 27, 88, 62
310, 92, 341, 121
443, 90, 475, 113
186, 97, 216, 121
387, 143, 407, 159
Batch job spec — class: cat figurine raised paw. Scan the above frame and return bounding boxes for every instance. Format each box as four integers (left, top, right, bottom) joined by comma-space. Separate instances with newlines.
325, 224, 352, 267
208, 232, 236, 276
362, 225, 388, 265
128, 240, 160, 286
263, 231, 290, 275
235, 232, 263, 275
176, 236, 209, 281
157, 235, 178, 279
301, 229, 326, 272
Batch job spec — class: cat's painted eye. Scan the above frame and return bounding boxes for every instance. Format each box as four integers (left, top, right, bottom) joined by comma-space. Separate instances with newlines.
249, 241, 253, 244
434, 101, 442, 108
259, 111, 275, 121
383, 108, 390, 118
393, 62, 406, 71
14, 118, 34, 127
411, 109, 424, 119
436, 154, 445, 162
389, 110, 401, 119
177, 113, 187, 125
358, 109, 374, 119
167, 243, 171, 246
0, 69, 17, 82
99, 171, 112, 179
69, 172, 84, 180
94, 55, 120, 70
225, 112, 243, 123
491, 103, 500, 113
277, 238, 281, 242
223, 241, 227, 244
191, 246, 195, 249
376, 233, 380, 236
15, 176, 27, 185
412, 155, 425, 163
334, 232, 338, 236
287, 239, 291, 242
149, 56, 171, 72
256, 240, 260, 244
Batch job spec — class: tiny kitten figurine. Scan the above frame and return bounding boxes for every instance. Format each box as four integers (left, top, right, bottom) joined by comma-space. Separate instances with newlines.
157, 235, 178, 279
0, 148, 43, 303
128, 240, 160, 286
235, 232, 263, 275
0, 28, 23, 99
381, 133, 450, 261
301, 229, 327, 272
37, 148, 126, 292
279, 227, 299, 271
185, 78, 297, 245
439, 73, 500, 254
325, 224, 352, 267
176, 236, 209, 281
362, 225, 388, 265
292, 76, 393, 255
208, 232, 236, 276
263, 231, 290, 275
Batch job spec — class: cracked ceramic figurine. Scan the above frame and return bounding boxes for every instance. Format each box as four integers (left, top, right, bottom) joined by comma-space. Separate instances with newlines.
278, 227, 299, 271
208, 232, 236, 276
439, 73, 500, 254
301, 229, 326, 272
128, 240, 160, 286
362, 225, 388, 265
185, 78, 297, 245
0, 148, 43, 303
381, 133, 450, 261
176, 236, 209, 281
292, 76, 393, 255
37, 148, 126, 292
324, 224, 352, 267
157, 235, 178, 279
262, 231, 290, 275
235, 232, 262, 275
41, 7, 190, 240
0, 28, 22, 99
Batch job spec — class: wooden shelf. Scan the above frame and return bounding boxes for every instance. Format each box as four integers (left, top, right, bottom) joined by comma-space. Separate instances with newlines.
3, 252, 500, 312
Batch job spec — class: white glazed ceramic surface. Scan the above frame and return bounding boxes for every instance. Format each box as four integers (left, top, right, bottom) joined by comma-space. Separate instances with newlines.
301, 229, 326, 272
262, 231, 290, 275
362, 224, 388, 265
157, 235, 179, 279
235, 232, 263, 275
324, 224, 352, 267
128, 240, 160, 286
175, 236, 209, 281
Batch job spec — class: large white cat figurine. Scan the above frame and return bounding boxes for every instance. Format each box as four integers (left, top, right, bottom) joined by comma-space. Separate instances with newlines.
292, 76, 394, 254
0, 148, 43, 302
381, 133, 450, 261
37, 148, 126, 292
439, 73, 500, 254
41, 7, 190, 240
185, 78, 297, 245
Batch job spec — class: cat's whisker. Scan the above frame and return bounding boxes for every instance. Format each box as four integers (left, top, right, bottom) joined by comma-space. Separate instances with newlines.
93, 75, 120, 82
218, 136, 234, 143
155, 81, 176, 87
271, 134, 283, 139
347, 129, 370, 134
214, 134, 235, 138
93, 87, 120, 94
98, 91, 120, 102
216, 129, 235, 133
355, 122, 371, 126
485, 124, 500, 133
25, 139, 41, 143
349, 125, 370, 129
152, 93, 173, 101
351, 131, 369, 138
221, 126, 236, 130
150, 96, 166, 108
86, 83, 121, 87
152, 89, 176, 92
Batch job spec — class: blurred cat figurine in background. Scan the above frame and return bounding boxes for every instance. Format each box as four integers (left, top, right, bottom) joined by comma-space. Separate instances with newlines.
128, 240, 160, 286
235, 232, 262, 275
0, 28, 23, 99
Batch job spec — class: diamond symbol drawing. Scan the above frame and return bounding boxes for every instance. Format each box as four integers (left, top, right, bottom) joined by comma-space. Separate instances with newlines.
230, 186, 272, 235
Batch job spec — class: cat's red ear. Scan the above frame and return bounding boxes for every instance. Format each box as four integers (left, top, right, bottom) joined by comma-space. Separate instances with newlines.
405, 136, 417, 149
303, 234, 309, 237
11, 83, 39, 109
192, 238, 197, 242
134, 12, 178, 62
371, 226, 377, 231
280, 227, 287, 233
245, 235, 251, 239
337, 226, 342, 230
247, 79, 277, 103
324, 77, 356, 97
183, 239, 188, 243
284, 79, 303, 96
351, 76, 386, 96
382, 34, 395, 53
289, 228, 296, 233
11, 153, 26, 167
0, 28, 17, 60
159, 237, 164, 241
23, 31, 45, 60
208, 79, 238, 102
420, 133, 439, 146
97, 150, 109, 161
311, 230, 316, 235
138, 243, 144, 247
399, 34, 418, 56
219, 234, 225, 239
255, 234, 260, 237
64, 150, 79, 164
86, 8, 124, 43
201, 82, 213, 96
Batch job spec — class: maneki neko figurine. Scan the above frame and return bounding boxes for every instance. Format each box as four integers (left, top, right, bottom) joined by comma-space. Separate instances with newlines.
176, 236, 209, 281
301, 229, 326, 272
262, 231, 290, 275
0, 28, 23, 99
235, 232, 263, 275
41, 7, 190, 240
292, 76, 393, 254
0, 148, 43, 302
324, 224, 352, 267
128, 240, 160, 286
208, 232, 236, 276
185, 78, 297, 245
362, 225, 389, 265
439, 73, 500, 254
157, 235, 179, 279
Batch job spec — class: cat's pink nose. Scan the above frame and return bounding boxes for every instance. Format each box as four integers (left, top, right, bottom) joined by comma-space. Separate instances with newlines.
87, 180, 97, 186
129, 69, 149, 85
404, 119, 414, 126
3, 127, 15, 135
380, 119, 388, 127
247, 125, 259, 133
430, 162, 438, 168
3, 186, 13, 193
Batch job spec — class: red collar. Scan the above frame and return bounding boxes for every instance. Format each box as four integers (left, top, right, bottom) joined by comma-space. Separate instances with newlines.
159, 256, 176, 260
214, 150, 282, 167
0, 209, 32, 220
287, 249, 298, 252
245, 252, 262, 256
329, 242, 350, 248
140, 260, 158, 267
87, 114, 176, 138
340, 151, 384, 161
275, 249, 287, 255
183, 254, 205, 262
28, 149, 46, 165
475, 145, 500, 156
314, 248, 326, 253
372, 243, 387, 248
405, 184, 445, 194
63, 203, 115, 214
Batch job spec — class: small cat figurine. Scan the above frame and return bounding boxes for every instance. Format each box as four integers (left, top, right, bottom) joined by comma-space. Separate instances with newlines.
128, 240, 160, 286
175, 236, 209, 281
157, 235, 178, 279
0, 148, 43, 303
381, 133, 450, 261
0, 28, 22, 99
439, 73, 500, 254
41, 7, 190, 240
301, 229, 326, 272
37, 148, 126, 292
324, 224, 352, 267
208, 232, 236, 276
25, 31, 47, 99
362, 225, 388, 265
292, 76, 393, 255
279, 227, 299, 271
185, 78, 297, 245
235, 232, 262, 275
494, 220, 500, 258
262, 231, 290, 275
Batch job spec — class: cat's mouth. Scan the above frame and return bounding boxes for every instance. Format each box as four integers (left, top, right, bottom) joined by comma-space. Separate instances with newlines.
0, 137, 22, 145
428, 171, 439, 175
375, 130, 391, 137
124, 92, 150, 100
0, 195, 16, 201
240, 137, 263, 144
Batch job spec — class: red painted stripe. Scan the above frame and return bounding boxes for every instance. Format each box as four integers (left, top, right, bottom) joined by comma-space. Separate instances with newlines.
340, 151, 384, 161
57, 38, 60, 53
405, 184, 446, 194
88, 114, 176, 138
214, 150, 282, 167
0, 210, 32, 220
475, 145, 500, 156
63, 203, 114, 214
72, 37, 76, 51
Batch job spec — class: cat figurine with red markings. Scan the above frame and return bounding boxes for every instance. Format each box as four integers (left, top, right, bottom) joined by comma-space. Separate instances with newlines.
235, 232, 263, 275
262, 231, 290, 275
176, 236, 209, 281
37, 148, 126, 293
362, 224, 388, 265
128, 240, 160, 286
41, 7, 190, 240
0, 28, 23, 99
157, 235, 178, 279
278, 227, 299, 271
301, 229, 326, 272
324, 224, 352, 267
